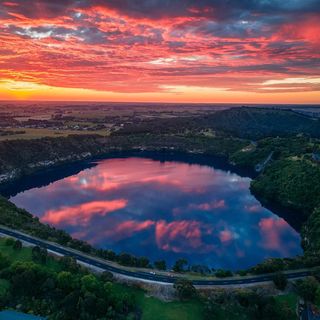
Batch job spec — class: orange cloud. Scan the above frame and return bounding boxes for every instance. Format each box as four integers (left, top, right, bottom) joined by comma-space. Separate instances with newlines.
42, 199, 128, 226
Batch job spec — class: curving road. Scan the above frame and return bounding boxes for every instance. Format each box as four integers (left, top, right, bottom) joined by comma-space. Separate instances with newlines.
0, 226, 311, 286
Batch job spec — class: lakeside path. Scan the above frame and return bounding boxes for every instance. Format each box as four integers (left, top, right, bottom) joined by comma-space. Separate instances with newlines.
0, 225, 311, 287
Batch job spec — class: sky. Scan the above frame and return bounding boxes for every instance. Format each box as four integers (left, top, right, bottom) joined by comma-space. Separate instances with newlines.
0, 0, 319, 103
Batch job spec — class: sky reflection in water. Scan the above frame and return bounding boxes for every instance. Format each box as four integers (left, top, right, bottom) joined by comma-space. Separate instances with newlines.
10, 157, 302, 270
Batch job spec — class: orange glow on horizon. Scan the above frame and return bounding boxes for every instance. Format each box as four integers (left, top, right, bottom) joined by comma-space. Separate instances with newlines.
0, 1, 319, 104
0, 79, 319, 104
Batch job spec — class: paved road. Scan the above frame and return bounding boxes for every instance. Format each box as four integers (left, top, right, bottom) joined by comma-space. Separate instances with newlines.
0, 226, 311, 286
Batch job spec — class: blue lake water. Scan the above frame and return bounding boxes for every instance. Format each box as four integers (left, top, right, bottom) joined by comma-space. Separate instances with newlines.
9, 156, 302, 270
0, 311, 45, 320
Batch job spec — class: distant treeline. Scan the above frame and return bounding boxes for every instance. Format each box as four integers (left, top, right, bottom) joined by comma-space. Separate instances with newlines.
113, 107, 320, 139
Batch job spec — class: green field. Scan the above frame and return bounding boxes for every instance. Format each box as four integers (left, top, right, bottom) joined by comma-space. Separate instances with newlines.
0, 238, 61, 271
0, 128, 109, 141
274, 293, 298, 319
112, 283, 205, 320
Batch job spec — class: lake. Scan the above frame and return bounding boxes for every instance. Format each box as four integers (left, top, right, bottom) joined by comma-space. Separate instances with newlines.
0, 311, 45, 320
9, 154, 302, 270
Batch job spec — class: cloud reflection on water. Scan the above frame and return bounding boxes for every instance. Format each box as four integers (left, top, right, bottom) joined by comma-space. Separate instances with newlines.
10, 157, 302, 269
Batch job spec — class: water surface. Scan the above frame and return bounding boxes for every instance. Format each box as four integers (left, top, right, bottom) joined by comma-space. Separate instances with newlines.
0, 311, 45, 320
10, 156, 302, 270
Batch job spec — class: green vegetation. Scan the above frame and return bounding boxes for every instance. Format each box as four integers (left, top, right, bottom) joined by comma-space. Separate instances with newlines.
173, 259, 188, 273
272, 272, 288, 291
230, 134, 320, 258
137, 296, 203, 320
274, 293, 298, 314
0, 238, 136, 319
0, 130, 249, 179
295, 277, 319, 302
0, 279, 9, 298
203, 107, 320, 139
154, 260, 166, 271
215, 269, 233, 278
173, 279, 197, 300
251, 159, 320, 220
115, 107, 320, 139
204, 289, 298, 320
1, 106, 320, 318
303, 208, 320, 254
0, 238, 301, 320
0, 128, 109, 142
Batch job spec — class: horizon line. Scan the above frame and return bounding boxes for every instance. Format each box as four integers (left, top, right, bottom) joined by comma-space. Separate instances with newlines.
1, 100, 320, 106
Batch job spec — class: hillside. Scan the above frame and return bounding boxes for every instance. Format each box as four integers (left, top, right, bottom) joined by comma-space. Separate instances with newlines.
205, 107, 320, 139
115, 107, 320, 139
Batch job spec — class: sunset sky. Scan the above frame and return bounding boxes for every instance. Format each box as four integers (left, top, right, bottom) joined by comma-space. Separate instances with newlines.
0, 0, 319, 103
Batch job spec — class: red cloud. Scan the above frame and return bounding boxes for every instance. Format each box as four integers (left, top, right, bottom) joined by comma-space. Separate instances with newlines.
245, 204, 262, 213
62, 158, 214, 194
276, 15, 320, 46
0, 1, 319, 100
103, 220, 155, 241
155, 220, 214, 253
258, 217, 287, 251
219, 230, 233, 243
42, 199, 127, 226
189, 199, 226, 211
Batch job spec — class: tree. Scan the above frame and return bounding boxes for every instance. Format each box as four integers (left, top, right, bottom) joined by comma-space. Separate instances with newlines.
173, 259, 188, 273
251, 258, 285, 275
312, 266, 320, 281
32, 246, 47, 264
295, 277, 319, 302
60, 256, 79, 273
117, 253, 136, 267
259, 297, 295, 320
215, 269, 232, 278
272, 272, 287, 290
204, 299, 220, 320
136, 256, 149, 268
154, 260, 166, 270
190, 265, 211, 275
236, 289, 257, 308
4, 237, 15, 246
238, 270, 248, 276
315, 286, 320, 306
100, 271, 114, 283
13, 240, 22, 250
173, 279, 197, 300
57, 271, 75, 292
61, 291, 81, 316
106, 250, 117, 261
0, 253, 10, 270
81, 274, 99, 293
